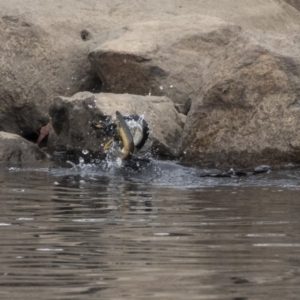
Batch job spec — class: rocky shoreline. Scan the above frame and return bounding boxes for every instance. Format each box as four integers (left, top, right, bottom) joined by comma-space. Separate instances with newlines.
1, 0, 300, 168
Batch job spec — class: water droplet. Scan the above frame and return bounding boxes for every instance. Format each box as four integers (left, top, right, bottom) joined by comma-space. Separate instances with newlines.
82, 149, 89, 155
154, 233, 169, 236
8, 167, 18, 171
116, 157, 122, 167
11, 188, 25, 193
36, 248, 64, 252
159, 85, 163, 90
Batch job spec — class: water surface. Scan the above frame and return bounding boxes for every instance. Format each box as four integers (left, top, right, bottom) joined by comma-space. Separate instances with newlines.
1, 160, 300, 299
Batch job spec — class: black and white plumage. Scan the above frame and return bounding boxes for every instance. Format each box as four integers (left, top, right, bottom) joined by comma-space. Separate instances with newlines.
92, 112, 149, 157
122, 114, 149, 153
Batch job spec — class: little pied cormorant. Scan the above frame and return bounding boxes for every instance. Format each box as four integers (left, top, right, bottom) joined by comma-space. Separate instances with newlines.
92, 111, 149, 160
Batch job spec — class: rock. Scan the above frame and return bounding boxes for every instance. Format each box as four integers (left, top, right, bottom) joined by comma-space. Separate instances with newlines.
0, 12, 104, 141
180, 30, 300, 168
48, 92, 183, 159
89, 15, 235, 114
36, 123, 51, 146
283, 0, 300, 11
89, 2, 300, 114
0, 132, 47, 162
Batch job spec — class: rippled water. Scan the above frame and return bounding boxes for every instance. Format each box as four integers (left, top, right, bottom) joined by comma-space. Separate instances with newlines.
1, 159, 300, 299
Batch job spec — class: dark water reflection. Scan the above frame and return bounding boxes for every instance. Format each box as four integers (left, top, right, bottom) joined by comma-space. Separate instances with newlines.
1, 160, 300, 299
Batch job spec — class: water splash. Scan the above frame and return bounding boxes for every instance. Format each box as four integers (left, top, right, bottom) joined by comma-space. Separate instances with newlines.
82, 149, 89, 155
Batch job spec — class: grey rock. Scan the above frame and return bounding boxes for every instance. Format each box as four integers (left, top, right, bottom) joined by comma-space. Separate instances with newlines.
89, 15, 240, 114
0, 13, 104, 141
283, 0, 300, 11
180, 31, 300, 168
88, 0, 300, 114
48, 92, 183, 159
0, 132, 47, 162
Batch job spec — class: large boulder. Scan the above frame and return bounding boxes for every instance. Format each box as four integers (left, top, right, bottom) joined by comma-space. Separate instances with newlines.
0, 13, 104, 141
89, 16, 239, 114
180, 31, 300, 168
88, 2, 300, 114
0, 132, 47, 163
48, 92, 184, 159
283, 0, 300, 11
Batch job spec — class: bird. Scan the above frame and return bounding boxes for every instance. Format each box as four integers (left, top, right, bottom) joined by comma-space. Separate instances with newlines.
92, 111, 149, 160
